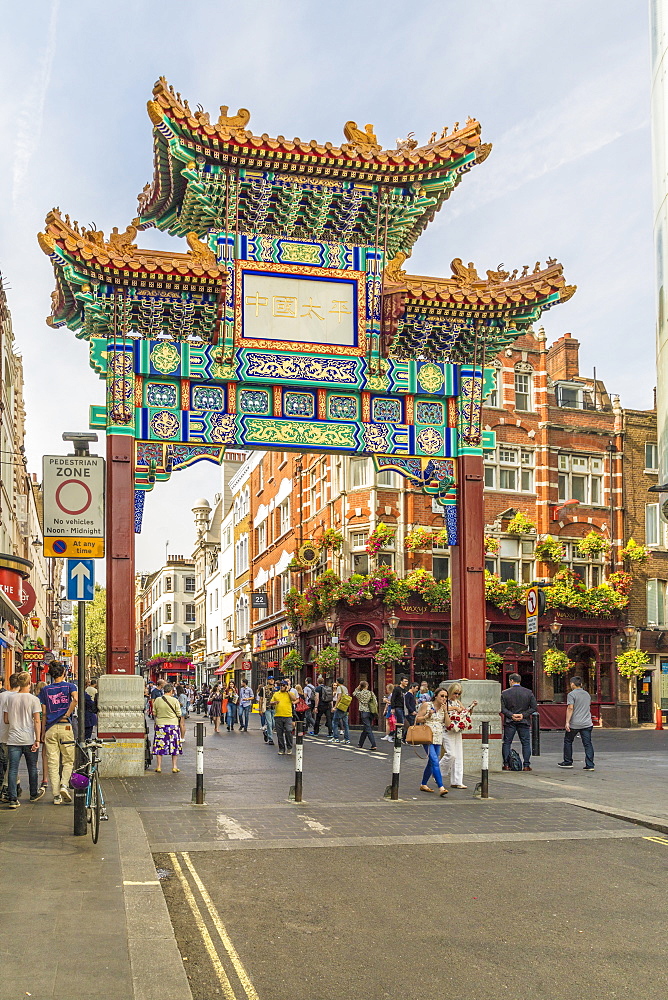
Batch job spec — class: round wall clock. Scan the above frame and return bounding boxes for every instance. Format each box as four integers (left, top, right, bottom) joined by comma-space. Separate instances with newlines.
355, 629, 372, 646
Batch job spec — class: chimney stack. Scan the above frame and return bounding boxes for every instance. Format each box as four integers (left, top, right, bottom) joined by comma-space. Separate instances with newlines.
546, 332, 580, 380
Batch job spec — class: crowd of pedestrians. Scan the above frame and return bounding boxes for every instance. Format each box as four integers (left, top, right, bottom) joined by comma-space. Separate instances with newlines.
0, 663, 99, 807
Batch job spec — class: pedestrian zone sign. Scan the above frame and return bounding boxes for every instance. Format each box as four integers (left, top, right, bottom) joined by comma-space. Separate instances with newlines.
42, 455, 105, 558
526, 586, 539, 635
66, 559, 95, 602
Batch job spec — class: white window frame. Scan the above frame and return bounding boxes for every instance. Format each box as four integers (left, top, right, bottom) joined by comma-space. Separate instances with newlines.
514, 370, 532, 411
350, 457, 370, 490
646, 503, 661, 548
484, 447, 534, 493
184, 603, 196, 624
645, 442, 659, 472
485, 537, 534, 584
557, 454, 604, 507
647, 579, 667, 626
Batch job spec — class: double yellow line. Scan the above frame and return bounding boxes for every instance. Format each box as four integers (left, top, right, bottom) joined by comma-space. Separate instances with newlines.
643, 835, 668, 847
169, 852, 259, 1000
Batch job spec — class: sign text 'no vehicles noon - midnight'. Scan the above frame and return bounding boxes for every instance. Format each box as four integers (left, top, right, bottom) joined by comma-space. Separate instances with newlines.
42, 455, 105, 558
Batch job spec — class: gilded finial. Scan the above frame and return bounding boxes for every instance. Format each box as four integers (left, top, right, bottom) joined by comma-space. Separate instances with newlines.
343, 121, 380, 153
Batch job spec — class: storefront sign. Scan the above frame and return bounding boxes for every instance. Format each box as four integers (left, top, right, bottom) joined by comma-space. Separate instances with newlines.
0, 568, 22, 604
23, 649, 48, 662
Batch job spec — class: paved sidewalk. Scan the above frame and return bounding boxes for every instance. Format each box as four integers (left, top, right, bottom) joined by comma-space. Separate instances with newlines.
0, 793, 191, 1000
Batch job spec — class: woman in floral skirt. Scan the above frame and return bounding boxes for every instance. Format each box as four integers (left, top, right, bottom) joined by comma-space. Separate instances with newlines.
209, 684, 223, 734
152, 683, 185, 773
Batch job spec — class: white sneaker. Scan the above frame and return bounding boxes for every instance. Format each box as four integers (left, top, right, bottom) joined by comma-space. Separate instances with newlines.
60, 786, 72, 803
53, 795, 63, 805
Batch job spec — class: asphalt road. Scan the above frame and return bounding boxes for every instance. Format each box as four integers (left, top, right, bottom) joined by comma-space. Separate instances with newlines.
156, 835, 668, 1000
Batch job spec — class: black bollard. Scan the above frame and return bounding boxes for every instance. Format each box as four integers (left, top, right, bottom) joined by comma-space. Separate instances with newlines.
385, 726, 402, 800
531, 712, 541, 757
294, 720, 304, 803
192, 722, 206, 805
480, 721, 489, 798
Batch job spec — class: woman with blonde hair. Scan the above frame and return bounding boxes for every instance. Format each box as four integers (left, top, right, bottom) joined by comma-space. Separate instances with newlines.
415, 687, 450, 796
442, 682, 477, 789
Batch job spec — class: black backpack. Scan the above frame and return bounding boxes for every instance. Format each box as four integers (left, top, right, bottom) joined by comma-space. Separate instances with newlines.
508, 748, 524, 771
320, 685, 333, 703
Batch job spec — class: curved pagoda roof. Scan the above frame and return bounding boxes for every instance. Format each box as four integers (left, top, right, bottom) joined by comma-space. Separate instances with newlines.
137, 77, 492, 255
385, 255, 576, 360
38, 209, 224, 340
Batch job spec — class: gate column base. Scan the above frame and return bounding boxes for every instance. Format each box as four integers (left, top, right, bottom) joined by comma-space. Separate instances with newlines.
97, 674, 146, 778
450, 678, 503, 773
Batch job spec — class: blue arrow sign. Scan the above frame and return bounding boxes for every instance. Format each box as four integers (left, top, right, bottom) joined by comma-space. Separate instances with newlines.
66, 559, 94, 602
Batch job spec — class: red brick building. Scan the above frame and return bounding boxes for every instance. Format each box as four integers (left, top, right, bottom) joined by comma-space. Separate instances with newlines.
241, 328, 653, 727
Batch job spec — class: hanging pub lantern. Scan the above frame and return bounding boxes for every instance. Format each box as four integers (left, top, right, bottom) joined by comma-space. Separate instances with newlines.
30, 616, 41, 629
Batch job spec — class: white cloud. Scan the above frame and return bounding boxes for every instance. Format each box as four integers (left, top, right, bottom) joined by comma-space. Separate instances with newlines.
12, 0, 59, 208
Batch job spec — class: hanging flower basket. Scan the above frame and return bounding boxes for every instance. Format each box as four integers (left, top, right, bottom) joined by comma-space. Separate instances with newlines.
534, 535, 566, 565
375, 637, 406, 668
616, 649, 651, 678
576, 531, 611, 558
485, 648, 503, 675
484, 535, 500, 555
147, 653, 192, 667
542, 648, 572, 675
319, 529, 344, 552
608, 571, 632, 596
281, 649, 304, 673
287, 557, 303, 572
505, 512, 536, 536
433, 528, 450, 547
315, 645, 340, 672
405, 527, 433, 552
366, 522, 396, 555
620, 538, 649, 564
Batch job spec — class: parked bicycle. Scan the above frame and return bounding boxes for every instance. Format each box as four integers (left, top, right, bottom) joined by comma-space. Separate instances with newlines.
66, 736, 115, 844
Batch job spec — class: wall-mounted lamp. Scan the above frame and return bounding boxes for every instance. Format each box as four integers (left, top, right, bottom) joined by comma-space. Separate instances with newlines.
620, 624, 637, 650
547, 620, 563, 647
387, 610, 400, 633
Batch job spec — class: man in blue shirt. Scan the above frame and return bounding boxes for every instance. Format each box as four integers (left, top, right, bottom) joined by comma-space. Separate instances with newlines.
39, 663, 77, 805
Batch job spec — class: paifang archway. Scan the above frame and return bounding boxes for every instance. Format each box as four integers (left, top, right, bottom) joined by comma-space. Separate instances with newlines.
39, 77, 574, 683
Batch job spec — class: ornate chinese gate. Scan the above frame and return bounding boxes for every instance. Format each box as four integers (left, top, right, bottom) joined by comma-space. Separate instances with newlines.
39, 78, 573, 692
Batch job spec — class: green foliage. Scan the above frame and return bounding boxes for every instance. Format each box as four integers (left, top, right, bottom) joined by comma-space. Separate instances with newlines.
542, 648, 571, 675
70, 584, 107, 678
619, 538, 649, 564
375, 637, 406, 668
534, 535, 566, 564
484, 535, 500, 555
608, 571, 632, 596
485, 648, 503, 675
575, 531, 611, 558
615, 649, 651, 678
404, 527, 433, 552
366, 522, 396, 555
319, 529, 344, 552
505, 512, 536, 536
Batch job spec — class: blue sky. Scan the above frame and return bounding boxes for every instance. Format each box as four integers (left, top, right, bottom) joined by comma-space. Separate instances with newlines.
0, 0, 654, 568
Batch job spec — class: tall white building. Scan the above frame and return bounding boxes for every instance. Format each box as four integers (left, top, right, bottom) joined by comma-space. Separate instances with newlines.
651, 0, 668, 480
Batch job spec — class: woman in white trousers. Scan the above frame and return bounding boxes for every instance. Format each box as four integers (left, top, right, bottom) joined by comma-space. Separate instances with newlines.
441, 683, 477, 789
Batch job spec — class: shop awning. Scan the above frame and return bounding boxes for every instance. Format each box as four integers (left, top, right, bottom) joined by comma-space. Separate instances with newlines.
214, 649, 242, 675
0, 587, 24, 633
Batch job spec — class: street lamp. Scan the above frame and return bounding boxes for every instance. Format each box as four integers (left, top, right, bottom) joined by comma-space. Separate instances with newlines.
620, 624, 637, 650
324, 612, 337, 635
547, 621, 563, 648
387, 610, 400, 633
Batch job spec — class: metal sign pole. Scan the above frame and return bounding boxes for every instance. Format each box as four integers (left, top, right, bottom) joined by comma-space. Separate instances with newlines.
73, 600, 87, 836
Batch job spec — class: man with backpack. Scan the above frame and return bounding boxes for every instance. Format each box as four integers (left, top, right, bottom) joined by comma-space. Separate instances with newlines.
303, 677, 316, 734
501, 673, 537, 772
331, 677, 352, 744
313, 675, 333, 737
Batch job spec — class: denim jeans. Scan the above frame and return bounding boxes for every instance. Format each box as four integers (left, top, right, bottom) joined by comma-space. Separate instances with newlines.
226, 703, 237, 728
502, 722, 531, 766
274, 716, 293, 752
563, 726, 595, 768
358, 711, 377, 748
314, 704, 332, 735
421, 743, 444, 789
332, 709, 350, 741
7, 745, 39, 801
264, 708, 275, 743
238, 705, 251, 730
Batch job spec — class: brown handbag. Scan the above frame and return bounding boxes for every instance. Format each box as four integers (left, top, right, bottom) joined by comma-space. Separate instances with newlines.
405, 723, 433, 745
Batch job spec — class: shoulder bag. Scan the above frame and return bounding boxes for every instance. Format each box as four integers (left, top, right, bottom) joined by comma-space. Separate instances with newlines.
405, 722, 433, 745
337, 693, 353, 712
160, 695, 185, 737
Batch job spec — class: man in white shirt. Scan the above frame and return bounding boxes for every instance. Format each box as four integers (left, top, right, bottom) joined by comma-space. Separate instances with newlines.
3, 671, 44, 806
0, 673, 20, 802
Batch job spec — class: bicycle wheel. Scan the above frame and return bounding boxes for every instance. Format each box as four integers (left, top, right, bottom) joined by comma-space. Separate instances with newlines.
89, 772, 101, 844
